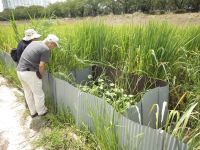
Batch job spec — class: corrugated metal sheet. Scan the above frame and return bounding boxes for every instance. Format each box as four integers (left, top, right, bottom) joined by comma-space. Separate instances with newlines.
115, 112, 188, 150
120, 85, 169, 129
2, 52, 17, 67
141, 87, 159, 128
162, 132, 188, 150
54, 77, 80, 118
123, 101, 142, 124
42, 72, 57, 111
77, 91, 105, 129
158, 86, 169, 127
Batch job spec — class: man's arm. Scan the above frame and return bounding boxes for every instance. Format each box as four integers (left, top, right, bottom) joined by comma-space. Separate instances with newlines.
38, 50, 49, 79
39, 61, 46, 76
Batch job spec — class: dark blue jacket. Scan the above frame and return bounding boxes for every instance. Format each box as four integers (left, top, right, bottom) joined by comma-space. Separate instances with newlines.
16, 40, 32, 63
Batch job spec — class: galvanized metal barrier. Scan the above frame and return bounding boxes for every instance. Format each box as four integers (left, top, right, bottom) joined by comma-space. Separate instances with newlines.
43, 72, 187, 150
0, 51, 17, 67
0, 52, 188, 150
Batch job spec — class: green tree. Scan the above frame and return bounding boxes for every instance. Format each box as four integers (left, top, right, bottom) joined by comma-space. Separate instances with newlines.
85, 0, 102, 16
14, 6, 29, 20
0, 9, 13, 21
101, 0, 121, 14
27, 5, 45, 18
117, 0, 136, 13
157, 0, 168, 10
173, 0, 187, 9
48, 2, 68, 17
187, 0, 200, 11
74, 0, 87, 17
136, 0, 155, 12
66, 0, 78, 17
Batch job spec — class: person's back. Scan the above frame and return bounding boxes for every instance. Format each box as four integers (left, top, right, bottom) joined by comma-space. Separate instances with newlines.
11, 29, 41, 63
17, 41, 50, 72
16, 40, 32, 63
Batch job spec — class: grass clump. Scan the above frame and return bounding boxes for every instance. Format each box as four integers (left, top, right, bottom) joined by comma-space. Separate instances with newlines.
90, 110, 121, 150
163, 102, 200, 149
33, 108, 100, 150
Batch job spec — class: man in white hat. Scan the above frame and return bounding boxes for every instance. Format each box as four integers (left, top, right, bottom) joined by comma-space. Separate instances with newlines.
16, 34, 59, 118
15, 29, 41, 63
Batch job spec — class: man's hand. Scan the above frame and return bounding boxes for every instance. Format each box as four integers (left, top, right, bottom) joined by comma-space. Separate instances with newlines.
36, 71, 42, 79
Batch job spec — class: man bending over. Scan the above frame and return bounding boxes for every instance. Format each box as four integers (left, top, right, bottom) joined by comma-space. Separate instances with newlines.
17, 34, 59, 118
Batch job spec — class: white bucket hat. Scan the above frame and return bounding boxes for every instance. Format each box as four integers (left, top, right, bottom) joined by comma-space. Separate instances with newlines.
45, 34, 59, 47
23, 29, 41, 41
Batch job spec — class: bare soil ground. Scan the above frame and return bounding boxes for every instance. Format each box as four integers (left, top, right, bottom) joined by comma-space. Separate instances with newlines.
0, 12, 199, 25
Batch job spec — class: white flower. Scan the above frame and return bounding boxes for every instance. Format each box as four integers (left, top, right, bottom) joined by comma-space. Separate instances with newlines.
124, 94, 127, 97
105, 91, 110, 95
98, 79, 104, 82
99, 86, 104, 90
126, 102, 131, 107
120, 88, 124, 92
88, 75, 93, 79
113, 88, 118, 92
109, 83, 115, 87
82, 87, 88, 91
128, 95, 134, 98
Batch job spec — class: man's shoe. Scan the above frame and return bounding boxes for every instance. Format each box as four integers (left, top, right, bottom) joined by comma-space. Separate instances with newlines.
31, 113, 38, 118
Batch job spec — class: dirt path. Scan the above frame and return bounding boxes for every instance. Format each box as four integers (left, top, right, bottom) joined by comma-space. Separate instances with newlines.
0, 76, 39, 150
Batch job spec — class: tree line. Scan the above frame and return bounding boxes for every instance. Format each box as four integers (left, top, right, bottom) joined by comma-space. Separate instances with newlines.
0, 0, 199, 21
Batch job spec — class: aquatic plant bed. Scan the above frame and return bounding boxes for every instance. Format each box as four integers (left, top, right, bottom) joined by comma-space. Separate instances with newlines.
59, 65, 168, 128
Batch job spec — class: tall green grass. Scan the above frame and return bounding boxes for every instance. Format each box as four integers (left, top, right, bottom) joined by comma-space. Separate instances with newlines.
0, 20, 199, 103
90, 110, 120, 150
1, 21, 199, 79
0, 20, 199, 109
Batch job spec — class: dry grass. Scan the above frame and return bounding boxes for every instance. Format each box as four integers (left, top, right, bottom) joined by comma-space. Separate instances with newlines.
0, 12, 200, 25
60, 12, 200, 25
